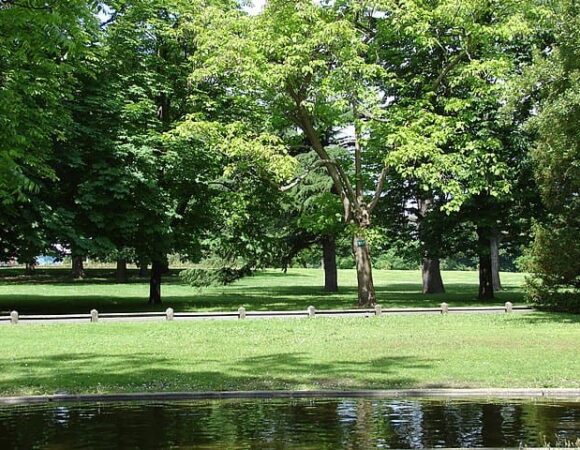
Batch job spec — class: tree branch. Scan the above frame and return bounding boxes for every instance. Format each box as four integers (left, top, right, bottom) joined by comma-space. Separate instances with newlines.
286, 84, 358, 220
279, 160, 327, 192
358, 105, 389, 123
368, 166, 388, 212
431, 48, 467, 92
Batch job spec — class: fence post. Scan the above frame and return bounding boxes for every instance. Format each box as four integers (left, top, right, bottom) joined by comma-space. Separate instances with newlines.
307, 305, 316, 318
10, 311, 18, 325
90, 309, 99, 323
238, 306, 246, 320
166, 308, 174, 321
374, 304, 382, 316
505, 302, 513, 313
440, 303, 449, 314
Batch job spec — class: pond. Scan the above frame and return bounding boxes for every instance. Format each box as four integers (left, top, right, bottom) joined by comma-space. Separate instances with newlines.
0, 398, 578, 449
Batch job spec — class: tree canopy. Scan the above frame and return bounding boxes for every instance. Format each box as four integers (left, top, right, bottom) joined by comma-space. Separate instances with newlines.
0, 0, 577, 311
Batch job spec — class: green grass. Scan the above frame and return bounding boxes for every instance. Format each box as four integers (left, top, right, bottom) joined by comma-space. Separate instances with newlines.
0, 313, 578, 396
0, 267, 528, 314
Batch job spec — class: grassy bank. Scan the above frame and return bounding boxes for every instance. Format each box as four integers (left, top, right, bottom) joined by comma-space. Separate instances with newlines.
0, 313, 578, 396
0, 268, 528, 314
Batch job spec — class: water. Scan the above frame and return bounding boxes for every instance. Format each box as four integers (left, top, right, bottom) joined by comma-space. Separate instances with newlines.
0, 398, 578, 449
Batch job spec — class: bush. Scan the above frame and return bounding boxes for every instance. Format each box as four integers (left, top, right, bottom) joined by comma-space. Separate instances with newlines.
440, 257, 477, 271
527, 280, 580, 313
525, 223, 580, 313
373, 249, 418, 270
337, 256, 355, 269
180, 266, 252, 287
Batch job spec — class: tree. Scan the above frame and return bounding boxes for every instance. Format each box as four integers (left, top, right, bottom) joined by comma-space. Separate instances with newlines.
39, 0, 232, 298
282, 151, 345, 292
191, 0, 394, 306
517, 0, 580, 311
0, 0, 99, 201
98, 0, 233, 303
0, 1, 100, 270
374, 0, 539, 299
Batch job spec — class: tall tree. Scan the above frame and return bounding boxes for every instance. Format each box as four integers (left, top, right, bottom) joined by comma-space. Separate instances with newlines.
517, 0, 580, 311
100, 0, 231, 303
191, 0, 394, 306
375, 0, 538, 299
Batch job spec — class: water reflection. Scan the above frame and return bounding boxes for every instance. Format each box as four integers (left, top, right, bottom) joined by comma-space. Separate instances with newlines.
0, 398, 578, 449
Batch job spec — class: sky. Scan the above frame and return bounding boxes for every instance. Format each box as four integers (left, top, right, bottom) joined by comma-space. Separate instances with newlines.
245, 0, 266, 15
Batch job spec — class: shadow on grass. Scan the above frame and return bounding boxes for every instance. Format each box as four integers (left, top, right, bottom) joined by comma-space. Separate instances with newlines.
0, 290, 526, 316
507, 312, 580, 325
0, 268, 526, 315
0, 352, 428, 394
0, 268, 185, 286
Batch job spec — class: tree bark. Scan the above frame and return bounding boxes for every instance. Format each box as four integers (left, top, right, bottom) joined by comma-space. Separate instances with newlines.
353, 235, 376, 307
417, 197, 445, 294
477, 228, 494, 300
322, 235, 338, 292
72, 255, 85, 279
421, 258, 445, 294
490, 234, 502, 292
116, 258, 128, 284
148, 260, 167, 305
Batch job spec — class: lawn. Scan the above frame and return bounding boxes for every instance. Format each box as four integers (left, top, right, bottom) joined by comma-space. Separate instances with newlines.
0, 313, 578, 396
0, 267, 528, 315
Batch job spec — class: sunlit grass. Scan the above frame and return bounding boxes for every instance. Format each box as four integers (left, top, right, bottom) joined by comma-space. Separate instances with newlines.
0, 312, 577, 396
0, 268, 528, 314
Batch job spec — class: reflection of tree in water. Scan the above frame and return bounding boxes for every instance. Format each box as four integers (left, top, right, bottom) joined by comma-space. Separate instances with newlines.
521, 402, 580, 446
0, 399, 578, 449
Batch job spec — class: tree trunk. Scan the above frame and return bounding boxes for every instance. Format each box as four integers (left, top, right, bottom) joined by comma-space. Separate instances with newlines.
72, 255, 85, 279
353, 235, 376, 307
322, 235, 338, 293
116, 258, 128, 284
25, 260, 36, 275
422, 258, 445, 294
477, 228, 494, 300
490, 234, 502, 292
138, 260, 149, 278
148, 260, 166, 305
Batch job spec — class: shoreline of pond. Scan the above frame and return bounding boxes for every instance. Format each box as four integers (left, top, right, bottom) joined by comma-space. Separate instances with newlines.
2, 388, 580, 406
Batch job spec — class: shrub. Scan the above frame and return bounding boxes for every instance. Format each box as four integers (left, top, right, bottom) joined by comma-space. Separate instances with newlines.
373, 251, 418, 270
180, 266, 252, 287
525, 224, 580, 313
337, 256, 355, 269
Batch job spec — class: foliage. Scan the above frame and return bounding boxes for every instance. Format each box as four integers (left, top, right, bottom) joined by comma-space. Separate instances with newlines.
179, 266, 253, 287
0, 0, 99, 200
374, 0, 535, 211
516, 0, 580, 311
0, 0, 576, 308
373, 249, 418, 271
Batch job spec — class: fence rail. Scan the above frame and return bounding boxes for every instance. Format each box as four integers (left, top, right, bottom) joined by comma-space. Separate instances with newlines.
0, 303, 533, 325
